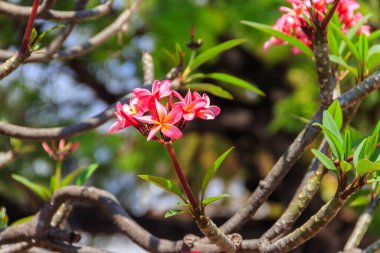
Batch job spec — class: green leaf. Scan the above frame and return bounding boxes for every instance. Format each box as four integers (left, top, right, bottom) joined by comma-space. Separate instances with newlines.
0, 207, 8, 228
11, 215, 33, 226
12, 174, 51, 201
74, 163, 99, 186
329, 55, 357, 76
331, 23, 360, 61
353, 138, 367, 167
349, 195, 369, 207
356, 159, 380, 175
327, 100, 343, 131
201, 147, 234, 195
367, 45, 380, 71
241, 21, 314, 57
204, 73, 265, 96
328, 28, 339, 56
32, 25, 65, 48
358, 34, 369, 64
60, 166, 87, 187
340, 160, 352, 173
190, 39, 245, 70
10, 138, 22, 152
202, 193, 229, 206
367, 176, 380, 184
369, 30, 380, 41
138, 175, 184, 199
312, 149, 337, 172
186, 83, 233, 99
164, 209, 187, 218
343, 129, 352, 160
314, 122, 343, 160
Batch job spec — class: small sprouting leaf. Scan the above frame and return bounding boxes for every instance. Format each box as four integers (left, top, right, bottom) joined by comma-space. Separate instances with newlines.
241, 21, 314, 57
60, 166, 86, 187
164, 209, 187, 218
340, 160, 352, 173
186, 83, 233, 100
313, 123, 343, 160
29, 28, 38, 44
11, 215, 33, 226
201, 147, 234, 194
138, 175, 184, 199
0, 207, 8, 228
190, 39, 245, 70
311, 149, 337, 172
327, 100, 343, 130
75, 163, 99, 186
329, 55, 357, 76
30, 25, 65, 51
204, 73, 265, 96
202, 193, 229, 206
343, 129, 352, 160
323, 110, 343, 142
356, 159, 380, 175
12, 174, 52, 201
349, 195, 369, 207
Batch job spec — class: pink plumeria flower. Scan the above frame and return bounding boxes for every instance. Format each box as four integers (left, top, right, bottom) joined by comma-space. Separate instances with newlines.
42, 139, 79, 162
173, 90, 207, 121
192, 92, 221, 120
133, 80, 172, 108
137, 99, 183, 141
109, 99, 141, 133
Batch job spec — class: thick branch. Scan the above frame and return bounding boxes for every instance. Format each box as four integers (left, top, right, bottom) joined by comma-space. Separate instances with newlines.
218, 70, 380, 234
0, 0, 113, 21
344, 197, 379, 250
364, 239, 380, 253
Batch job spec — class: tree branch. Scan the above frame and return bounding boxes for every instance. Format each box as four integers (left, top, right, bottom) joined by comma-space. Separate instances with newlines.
0, 0, 113, 21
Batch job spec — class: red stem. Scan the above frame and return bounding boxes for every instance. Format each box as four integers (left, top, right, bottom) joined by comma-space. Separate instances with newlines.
19, 0, 40, 55
334, 142, 380, 166
164, 141, 198, 211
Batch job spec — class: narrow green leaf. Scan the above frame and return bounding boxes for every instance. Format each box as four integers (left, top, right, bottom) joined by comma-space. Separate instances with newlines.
356, 159, 380, 175
138, 175, 184, 199
322, 111, 343, 143
241, 21, 314, 57
202, 193, 229, 206
346, 14, 372, 40
201, 147, 234, 194
353, 138, 367, 167
328, 28, 339, 56
327, 100, 343, 130
164, 209, 187, 218
329, 55, 357, 76
349, 195, 369, 207
190, 39, 245, 70
314, 123, 344, 160
343, 129, 352, 160
340, 160, 352, 173
365, 134, 379, 161
10, 215, 33, 226
367, 45, 380, 71
204, 73, 265, 96
12, 174, 51, 201
74, 163, 99, 186
0, 207, 8, 228
369, 30, 380, 41
312, 149, 337, 172
60, 165, 87, 187
331, 23, 360, 61
186, 83, 233, 100
367, 176, 380, 184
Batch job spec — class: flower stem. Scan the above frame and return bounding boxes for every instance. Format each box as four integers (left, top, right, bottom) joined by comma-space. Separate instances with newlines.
164, 141, 198, 212
54, 161, 62, 192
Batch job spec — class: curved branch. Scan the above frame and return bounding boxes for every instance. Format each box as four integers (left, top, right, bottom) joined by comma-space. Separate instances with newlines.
0, 0, 113, 21
218, 70, 380, 234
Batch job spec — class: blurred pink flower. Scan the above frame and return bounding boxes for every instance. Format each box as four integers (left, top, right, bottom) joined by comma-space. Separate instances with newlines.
173, 90, 207, 121
133, 80, 172, 109
42, 139, 79, 162
264, 0, 370, 53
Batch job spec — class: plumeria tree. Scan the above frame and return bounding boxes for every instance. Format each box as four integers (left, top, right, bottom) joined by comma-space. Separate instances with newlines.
0, 0, 380, 253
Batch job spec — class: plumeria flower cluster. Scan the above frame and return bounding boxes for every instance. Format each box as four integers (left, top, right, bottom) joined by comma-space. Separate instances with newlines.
109, 80, 220, 142
264, 0, 370, 53
42, 139, 80, 162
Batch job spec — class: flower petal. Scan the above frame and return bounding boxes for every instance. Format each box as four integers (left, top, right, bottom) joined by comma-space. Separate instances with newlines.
147, 125, 162, 141
135, 115, 157, 124
158, 80, 172, 98
164, 106, 183, 124
154, 99, 168, 122
183, 111, 195, 121
109, 122, 125, 133
161, 124, 183, 139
